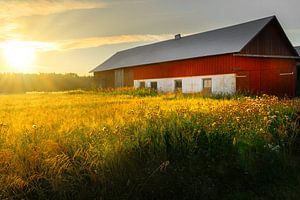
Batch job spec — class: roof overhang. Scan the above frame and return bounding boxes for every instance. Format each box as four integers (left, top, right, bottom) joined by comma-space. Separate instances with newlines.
234, 53, 300, 59
91, 53, 237, 73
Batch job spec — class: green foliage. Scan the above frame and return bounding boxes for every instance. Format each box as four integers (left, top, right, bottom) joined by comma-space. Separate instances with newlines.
95, 87, 158, 97
0, 73, 96, 93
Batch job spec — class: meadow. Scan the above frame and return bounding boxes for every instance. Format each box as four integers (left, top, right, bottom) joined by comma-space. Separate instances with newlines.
0, 89, 299, 200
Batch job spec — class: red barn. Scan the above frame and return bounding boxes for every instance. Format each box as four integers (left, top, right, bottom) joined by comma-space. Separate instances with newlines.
91, 16, 299, 96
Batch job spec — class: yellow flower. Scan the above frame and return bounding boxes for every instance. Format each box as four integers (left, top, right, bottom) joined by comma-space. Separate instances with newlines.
233, 137, 237, 145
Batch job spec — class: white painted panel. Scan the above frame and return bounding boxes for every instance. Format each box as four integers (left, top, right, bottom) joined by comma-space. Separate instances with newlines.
212, 74, 235, 94
182, 77, 203, 93
212, 76, 224, 93
224, 75, 236, 94
158, 79, 174, 92
134, 73, 236, 94
145, 81, 151, 88
134, 80, 139, 88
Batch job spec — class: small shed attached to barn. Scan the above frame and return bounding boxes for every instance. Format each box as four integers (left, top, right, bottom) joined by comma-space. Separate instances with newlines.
295, 46, 300, 95
91, 16, 299, 96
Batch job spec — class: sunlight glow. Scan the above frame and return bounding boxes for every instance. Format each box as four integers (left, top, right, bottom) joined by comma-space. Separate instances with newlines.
2, 40, 36, 72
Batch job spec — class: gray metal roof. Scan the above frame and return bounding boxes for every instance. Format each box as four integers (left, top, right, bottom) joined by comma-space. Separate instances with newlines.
91, 16, 276, 72
295, 46, 300, 55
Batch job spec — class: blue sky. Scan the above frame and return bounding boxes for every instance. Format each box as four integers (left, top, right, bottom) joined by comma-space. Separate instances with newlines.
0, 0, 299, 75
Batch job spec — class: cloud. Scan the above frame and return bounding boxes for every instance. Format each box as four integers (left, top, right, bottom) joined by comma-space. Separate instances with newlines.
0, 34, 173, 53
0, 0, 106, 19
0, 22, 22, 40
0, 40, 58, 53
56, 34, 174, 50
0, 0, 106, 42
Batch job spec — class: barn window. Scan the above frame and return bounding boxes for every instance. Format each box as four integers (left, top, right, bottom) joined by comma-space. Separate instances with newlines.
139, 81, 145, 88
174, 79, 182, 91
150, 82, 157, 90
203, 78, 212, 93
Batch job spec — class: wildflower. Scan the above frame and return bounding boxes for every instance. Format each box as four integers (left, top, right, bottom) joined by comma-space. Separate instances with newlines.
233, 137, 237, 145
160, 160, 170, 171
271, 145, 280, 152
264, 143, 280, 153
284, 115, 289, 121
127, 179, 131, 186
0, 123, 7, 127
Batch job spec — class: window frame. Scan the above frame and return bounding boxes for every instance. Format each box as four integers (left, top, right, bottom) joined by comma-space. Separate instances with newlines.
150, 81, 158, 90
139, 81, 145, 88
202, 78, 212, 92
174, 79, 183, 91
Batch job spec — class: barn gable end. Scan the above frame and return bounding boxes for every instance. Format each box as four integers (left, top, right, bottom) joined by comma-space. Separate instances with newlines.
240, 18, 298, 57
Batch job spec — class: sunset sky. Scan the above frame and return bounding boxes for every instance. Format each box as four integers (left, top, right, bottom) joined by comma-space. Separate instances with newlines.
0, 0, 299, 75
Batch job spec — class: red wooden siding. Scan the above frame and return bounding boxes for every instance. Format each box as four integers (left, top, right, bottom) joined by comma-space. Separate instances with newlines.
236, 71, 250, 92
133, 55, 235, 79
133, 54, 296, 96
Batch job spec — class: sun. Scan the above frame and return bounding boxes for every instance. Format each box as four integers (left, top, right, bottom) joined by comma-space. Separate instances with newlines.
2, 40, 36, 72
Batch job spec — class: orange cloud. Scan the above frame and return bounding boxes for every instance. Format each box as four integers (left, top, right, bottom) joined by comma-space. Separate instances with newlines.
0, 0, 106, 42
0, 34, 173, 53
0, 0, 105, 19
57, 34, 173, 50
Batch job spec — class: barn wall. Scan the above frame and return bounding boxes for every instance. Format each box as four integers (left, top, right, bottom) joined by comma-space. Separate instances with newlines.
235, 56, 296, 96
114, 69, 124, 87
132, 54, 296, 96
134, 74, 236, 94
94, 68, 134, 88
124, 68, 134, 87
94, 54, 296, 96
94, 70, 115, 88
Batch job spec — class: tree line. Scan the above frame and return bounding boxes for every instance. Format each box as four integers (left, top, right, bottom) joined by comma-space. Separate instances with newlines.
0, 73, 97, 93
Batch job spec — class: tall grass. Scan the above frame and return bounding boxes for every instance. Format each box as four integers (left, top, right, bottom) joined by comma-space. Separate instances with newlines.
0, 90, 298, 199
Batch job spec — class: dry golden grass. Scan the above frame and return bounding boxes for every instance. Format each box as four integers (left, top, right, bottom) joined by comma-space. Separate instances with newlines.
0, 90, 298, 199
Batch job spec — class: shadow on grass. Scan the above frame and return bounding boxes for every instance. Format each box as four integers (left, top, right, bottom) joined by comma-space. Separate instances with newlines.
2, 112, 300, 200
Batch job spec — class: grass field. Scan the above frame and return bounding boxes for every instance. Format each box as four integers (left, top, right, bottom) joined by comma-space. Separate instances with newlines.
0, 89, 299, 199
